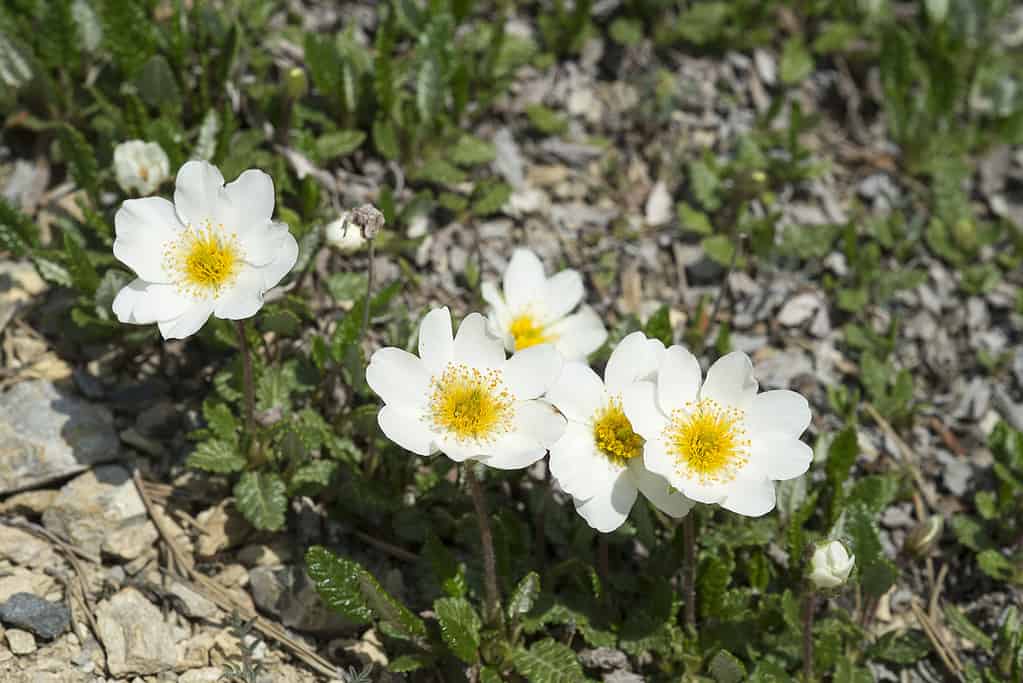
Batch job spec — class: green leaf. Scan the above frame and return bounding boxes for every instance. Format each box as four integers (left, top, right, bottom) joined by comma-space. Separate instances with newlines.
472, 182, 511, 216
450, 136, 496, 166
780, 38, 813, 85
977, 549, 1013, 580
289, 460, 338, 494
698, 551, 733, 618
0, 30, 32, 89
389, 654, 429, 673
63, 232, 100, 295
833, 658, 872, 683
326, 272, 368, 301
434, 597, 481, 664
479, 667, 502, 683
412, 159, 466, 186
0, 197, 39, 256
315, 130, 366, 161
306, 546, 373, 623
372, 119, 399, 160
304, 33, 340, 96
507, 571, 540, 619
644, 304, 673, 346
702, 234, 734, 265
951, 514, 994, 552
234, 471, 287, 531
187, 438, 245, 474
943, 604, 993, 653
135, 54, 180, 109
609, 17, 643, 46
511, 638, 584, 683
867, 630, 931, 664
203, 401, 238, 443
525, 104, 567, 135
840, 502, 898, 598
677, 201, 712, 235
261, 309, 302, 337
689, 159, 720, 210
423, 534, 466, 598
98, 0, 153, 74
57, 125, 98, 201
416, 55, 442, 123
708, 650, 746, 683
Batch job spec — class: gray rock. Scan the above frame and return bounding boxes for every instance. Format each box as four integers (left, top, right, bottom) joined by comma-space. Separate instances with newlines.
168, 580, 218, 620
644, 181, 672, 226
579, 647, 629, 670
777, 292, 821, 327
0, 593, 69, 640
5, 628, 35, 655
0, 380, 119, 495
42, 464, 157, 559
0, 261, 46, 334
492, 128, 524, 189
96, 588, 177, 676
754, 349, 814, 390
249, 565, 356, 635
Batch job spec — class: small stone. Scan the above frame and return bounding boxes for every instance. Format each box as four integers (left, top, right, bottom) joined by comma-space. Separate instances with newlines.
196, 501, 251, 557
0, 490, 58, 517
168, 581, 218, 620
249, 565, 355, 635
179, 668, 223, 683
96, 588, 177, 676
0, 593, 70, 640
6, 628, 36, 655
777, 292, 821, 327
0, 380, 119, 495
0, 524, 57, 569
492, 128, 524, 189
644, 181, 673, 227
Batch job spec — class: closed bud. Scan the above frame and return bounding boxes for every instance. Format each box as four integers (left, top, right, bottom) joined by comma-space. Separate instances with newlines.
809, 540, 855, 590
903, 515, 943, 557
324, 213, 365, 253
285, 67, 308, 100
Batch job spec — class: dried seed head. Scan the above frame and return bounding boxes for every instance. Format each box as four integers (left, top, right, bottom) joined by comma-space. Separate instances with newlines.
350, 204, 385, 240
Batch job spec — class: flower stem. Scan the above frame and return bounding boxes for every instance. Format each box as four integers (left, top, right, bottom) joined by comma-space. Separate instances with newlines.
235, 320, 256, 437
802, 587, 816, 682
465, 464, 502, 627
682, 514, 697, 633
598, 535, 610, 584
359, 236, 376, 343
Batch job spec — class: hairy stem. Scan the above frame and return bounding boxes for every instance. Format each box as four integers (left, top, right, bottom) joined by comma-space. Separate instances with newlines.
682, 514, 697, 632
359, 236, 376, 342
236, 320, 256, 439
802, 587, 816, 682
598, 535, 610, 584
465, 465, 502, 626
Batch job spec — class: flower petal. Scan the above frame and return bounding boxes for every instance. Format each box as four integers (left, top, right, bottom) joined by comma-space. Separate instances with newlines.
503, 248, 546, 311
225, 169, 275, 240
747, 390, 812, 439
434, 434, 483, 462
548, 306, 608, 362
112, 197, 182, 283
212, 267, 266, 320
453, 312, 506, 370
112, 278, 192, 324
604, 332, 664, 393
574, 473, 638, 533
253, 222, 298, 292
482, 400, 566, 469
750, 434, 813, 481
366, 347, 431, 412
657, 345, 702, 414
502, 344, 563, 400
173, 160, 228, 227
622, 380, 665, 440
549, 423, 615, 500
156, 299, 215, 340
721, 478, 776, 517
418, 307, 454, 375
700, 351, 758, 411
641, 436, 677, 484
540, 270, 583, 324
629, 458, 693, 518
546, 362, 605, 423
378, 405, 435, 456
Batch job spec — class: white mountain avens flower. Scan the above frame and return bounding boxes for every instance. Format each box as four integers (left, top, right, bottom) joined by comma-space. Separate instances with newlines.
547, 331, 693, 532
623, 349, 812, 517
366, 307, 566, 469
113, 140, 170, 196
324, 212, 366, 253
809, 540, 855, 589
112, 161, 298, 340
482, 248, 607, 362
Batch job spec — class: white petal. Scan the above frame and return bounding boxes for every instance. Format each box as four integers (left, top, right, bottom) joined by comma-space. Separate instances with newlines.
173, 160, 228, 227
629, 458, 693, 518
549, 424, 614, 499
641, 436, 678, 484
548, 306, 608, 362
604, 332, 665, 393
481, 281, 513, 350
574, 473, 638, 533
253, 222, 298, 291
700, 351, 758, 411
546, 362, 605, 423
212, 267, 265, 320
112, 197, 181, 283
622, 380, 665, 440
378, 405, 435, 456
540, 270, 583, 324
677, 478, 729, 505
366, 348, 431, 412
502, 344, 562, 400
156, 300, 215, 340
721, 479, 776, 517
750, 434, 813, 481
224, 169, 275, 242
112, 278, 192, 324
418, 307, 454, 375
483, 400, 566, 470
503, 248, 546, 311
453, 312, 506, 370
434, 434, 483, 462
481, 280, 506, 311
657, 345, 702, 414
747, 390, 812, 438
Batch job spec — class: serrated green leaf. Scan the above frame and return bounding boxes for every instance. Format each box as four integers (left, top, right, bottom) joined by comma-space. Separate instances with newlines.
57, 125, 98, 201
306, 546, 374, 623
867, 629, 931, 664
261, 309, 302, 337
677, 201, 712, 235
289, 460, 338, 494
708, 650, 746, 683
450, 136, 496, 166
977, 549, 1013, 580
389, 654, 429, 673
840, 502, 897, 597
187, 439, 245, 474
943, 604, 993, 652
0, 30, 32, 88
135, 54, 179, 109
833, 658, 872, 683
304, 32, 340, 96
701, 234, 734, 266
780, 38, 813, 85
472, 182, 511, 216
203, 400, 238, 443
315, 130, 366, 161
511, 638, 584, 683
234, 471, 287, 531
698, 551, 733, 618
507, 571, 540, 619
479, 667, 502, 683
0, 197, 39, 256
98, 0, 153, 74
951, 514, 994, 552
63, 232, 99, 294
434, 597, 481, 663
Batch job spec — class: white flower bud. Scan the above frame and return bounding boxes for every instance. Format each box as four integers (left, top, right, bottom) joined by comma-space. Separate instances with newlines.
324, 213, 365, 253
113, 140, 170, 196
809, 540, 855, 589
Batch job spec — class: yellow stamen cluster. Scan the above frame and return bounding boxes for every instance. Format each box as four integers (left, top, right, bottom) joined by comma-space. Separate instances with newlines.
164, 220, 243, 299
592, 396, 644, 467
509, 312, 557, 350
428, 364, 513, 442
665, 398, 749, 484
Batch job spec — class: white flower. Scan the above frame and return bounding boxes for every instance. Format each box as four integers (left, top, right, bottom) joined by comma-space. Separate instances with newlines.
324, 213, 365, 253
809, 540, 855, 589
547, 332, 693, 532
113, 140, 170, 196
482, 248, 607, 362
623, 349, 812, 517
366, 307, 567, 469
111, 161, 299, 340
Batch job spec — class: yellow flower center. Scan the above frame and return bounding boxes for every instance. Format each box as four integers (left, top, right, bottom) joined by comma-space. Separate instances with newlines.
509, 312, 557, 350
592, 396, 644, 467
164, 221, 243, 299
428, 364, 513, 442
665, 399, 749, 484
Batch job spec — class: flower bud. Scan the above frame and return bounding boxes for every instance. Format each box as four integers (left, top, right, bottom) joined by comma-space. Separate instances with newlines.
809, 540, 855, 590
350, 203, 385, 240
324, 213, 365, 253
113, 140, 170, 197
285, 67, 308, 100
903, 515, 943, 558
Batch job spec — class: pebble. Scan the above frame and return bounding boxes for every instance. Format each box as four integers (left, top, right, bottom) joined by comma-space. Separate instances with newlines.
96, 588, 177, 676
0, 593, 70, 640
6, 628, 36, 655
